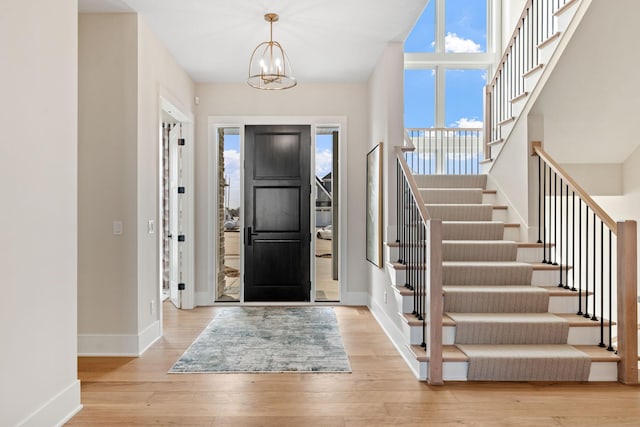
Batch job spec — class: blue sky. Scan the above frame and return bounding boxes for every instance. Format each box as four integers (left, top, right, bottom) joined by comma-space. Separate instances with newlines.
404, 0, 487, 129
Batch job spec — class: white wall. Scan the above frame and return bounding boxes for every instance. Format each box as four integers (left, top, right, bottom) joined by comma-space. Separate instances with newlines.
78, 13, 139, 347
0, 0, 81, 425
193, 82, 369, 303
78, 13, 195, 355
367, 43, 407, 333
136, 17, 196, 344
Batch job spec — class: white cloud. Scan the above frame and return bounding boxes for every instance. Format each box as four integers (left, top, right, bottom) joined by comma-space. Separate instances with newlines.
451, 117, 483, 128
445, 33, 482, 53
316, 149, 333, 178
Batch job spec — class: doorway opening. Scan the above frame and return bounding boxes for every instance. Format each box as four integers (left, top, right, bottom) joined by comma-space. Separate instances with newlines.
314, 127, 340, 301
159, 97, 194, 313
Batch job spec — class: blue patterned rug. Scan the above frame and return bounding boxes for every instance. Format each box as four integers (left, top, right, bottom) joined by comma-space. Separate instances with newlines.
169, 307, 351, 373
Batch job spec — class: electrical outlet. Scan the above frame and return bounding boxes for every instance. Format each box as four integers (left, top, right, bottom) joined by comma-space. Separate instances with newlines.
150, 300, 155, 315
384, 291, 387, 304
148, 219, 155, 234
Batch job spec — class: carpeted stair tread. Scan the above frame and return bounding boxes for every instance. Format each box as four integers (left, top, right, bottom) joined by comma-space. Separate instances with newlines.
442, 221, 505, 240
443, 285, 549, 313
443, 261, 533, 286
447, 312, 569, 344
414, 174, 487, 189
456, 344, 592, 381
442, 240, 518, 261
420, 188, 483, 204
426, 204, 493, 221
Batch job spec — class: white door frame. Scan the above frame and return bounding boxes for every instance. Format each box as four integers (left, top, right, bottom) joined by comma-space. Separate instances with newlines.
158, 96, 195, 317
206, 115, 348, 305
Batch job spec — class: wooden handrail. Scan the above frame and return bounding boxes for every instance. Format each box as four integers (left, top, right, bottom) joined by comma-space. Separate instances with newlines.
395, 146, 431, 222
532, 142, 617, 234
395, 145, 443, 384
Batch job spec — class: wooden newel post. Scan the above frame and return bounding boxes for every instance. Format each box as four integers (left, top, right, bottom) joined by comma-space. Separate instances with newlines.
616, 220, 638, 384
427, 219, 443, 385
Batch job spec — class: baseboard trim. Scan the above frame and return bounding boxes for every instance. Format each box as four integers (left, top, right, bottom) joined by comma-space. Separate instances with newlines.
138, 320, 161, 355
16, 380, 82, 427
79, 321, 161, 356
368, 298, 421, 379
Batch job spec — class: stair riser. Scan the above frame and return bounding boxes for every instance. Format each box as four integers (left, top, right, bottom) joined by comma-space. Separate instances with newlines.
388, 243, 541, 262
524, 67, 542, 93
413, 175, 488, 189
555, 1, 579, 32
402, 321, 425, 346
482, 193, 496, 204
516, 247, 544, 262
511, 96, 527, 117
394, 291, 413, 314
418, 361, 619, 382
539, 35, 561, 65
387, 266, 404, 287
443, 267, 532, 287
531, 269, 565, 286
398, 292, 581, 315
407, 323, 610, 346
492, 209, 508, 222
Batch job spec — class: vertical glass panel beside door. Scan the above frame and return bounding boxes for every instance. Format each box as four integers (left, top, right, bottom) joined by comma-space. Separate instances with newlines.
217, 127, 241, 302
315, 128, 339, 301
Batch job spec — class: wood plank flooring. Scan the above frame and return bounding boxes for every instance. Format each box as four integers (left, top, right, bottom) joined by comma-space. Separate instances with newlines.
67, 302, 640, 426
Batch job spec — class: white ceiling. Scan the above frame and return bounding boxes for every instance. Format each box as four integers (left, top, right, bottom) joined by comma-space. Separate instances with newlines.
78, 0, 428, 84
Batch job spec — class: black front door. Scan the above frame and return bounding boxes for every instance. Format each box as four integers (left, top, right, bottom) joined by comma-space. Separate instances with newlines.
244, 125, 311, 302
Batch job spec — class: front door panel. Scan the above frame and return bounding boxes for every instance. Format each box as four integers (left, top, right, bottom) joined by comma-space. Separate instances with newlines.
244, 125, 311, 302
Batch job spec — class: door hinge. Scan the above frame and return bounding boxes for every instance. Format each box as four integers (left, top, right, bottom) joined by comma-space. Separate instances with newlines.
178, 283, 186, 290
178, 234, 185, 242
178, 186, 185, 194
178, 138, 185, 146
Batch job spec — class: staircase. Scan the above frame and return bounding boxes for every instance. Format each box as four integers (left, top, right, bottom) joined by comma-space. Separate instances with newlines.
386, 174, 620, 381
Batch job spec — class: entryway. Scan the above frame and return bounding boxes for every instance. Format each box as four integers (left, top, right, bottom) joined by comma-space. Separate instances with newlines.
212, 118, 344, 304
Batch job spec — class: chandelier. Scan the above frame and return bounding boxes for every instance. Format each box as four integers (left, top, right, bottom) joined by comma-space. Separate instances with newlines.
247, 13, 297, 90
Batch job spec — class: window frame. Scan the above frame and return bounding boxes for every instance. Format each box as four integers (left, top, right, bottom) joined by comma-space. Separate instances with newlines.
404, 0, 501, 128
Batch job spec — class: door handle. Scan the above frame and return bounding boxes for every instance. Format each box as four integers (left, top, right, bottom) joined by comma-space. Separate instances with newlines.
247, 226, 259, 246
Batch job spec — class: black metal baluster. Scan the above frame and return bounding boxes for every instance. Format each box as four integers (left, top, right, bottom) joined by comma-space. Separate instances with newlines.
607, 230, 614, 351
564, 183, 570, 289
542, 162, 547, 263
552, 172, 558, 265
548, 165, 554, 264
558, 178, 563, 287
591, 212, 598, 321
408, 192, 413, 292
571, 191, 576, 291
599, 220, 605, 346
577, 200, 583, 315
584, 206, 590, 319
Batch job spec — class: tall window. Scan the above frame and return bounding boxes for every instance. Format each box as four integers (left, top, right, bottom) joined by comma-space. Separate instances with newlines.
404, 0, 497, 129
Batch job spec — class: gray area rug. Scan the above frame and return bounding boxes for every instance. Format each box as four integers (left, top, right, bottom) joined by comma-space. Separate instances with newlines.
169, 307, 351, 373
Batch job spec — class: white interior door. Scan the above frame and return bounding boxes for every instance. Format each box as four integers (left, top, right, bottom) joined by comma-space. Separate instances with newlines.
168, 124, 183, 308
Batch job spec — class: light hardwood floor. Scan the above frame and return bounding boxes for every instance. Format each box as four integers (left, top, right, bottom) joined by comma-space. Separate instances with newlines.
68, 303, 640, 426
